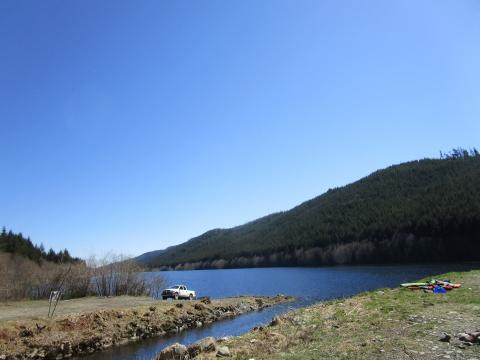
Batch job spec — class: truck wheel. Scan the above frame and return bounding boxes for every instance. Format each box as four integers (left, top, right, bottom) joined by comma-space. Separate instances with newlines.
162, 296, 167, 300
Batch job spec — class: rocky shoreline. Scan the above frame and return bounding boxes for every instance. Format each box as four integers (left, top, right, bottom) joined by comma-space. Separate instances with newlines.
151, 269, 480, 359
159, 270, 480, 360
0, 295, 293, 359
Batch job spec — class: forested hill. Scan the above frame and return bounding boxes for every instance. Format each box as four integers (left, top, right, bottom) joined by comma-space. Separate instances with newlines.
0, 228, 81, 264
138, 151, 480, 270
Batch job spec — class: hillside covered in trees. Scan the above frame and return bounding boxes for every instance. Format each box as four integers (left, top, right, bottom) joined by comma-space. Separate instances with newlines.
138, 149, 480, 270
0, 228, 81, 264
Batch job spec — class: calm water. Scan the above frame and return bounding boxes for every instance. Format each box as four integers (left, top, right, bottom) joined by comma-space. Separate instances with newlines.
82, 263, 478, 360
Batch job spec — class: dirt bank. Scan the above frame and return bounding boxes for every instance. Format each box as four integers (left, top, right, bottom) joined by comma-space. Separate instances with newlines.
159, 269, 480, 359
0, 295, 293, 359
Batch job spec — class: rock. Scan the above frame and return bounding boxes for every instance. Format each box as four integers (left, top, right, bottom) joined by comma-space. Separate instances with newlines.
440, 333, 451, 342
176, 303, 184, 308
195, 321, 203, 328
216, 346, 231, 357
149, 306, 156, 312
194, 303, 206, 311
201, 296, 211, 304
19, 329, 33, 337
470, 331, 480, 338
187, 336, 217, 357
458, 333, 477, 343
269, 316, 282, 327
60, 341, 72, 353
29, 348, 39, 358
155, 343, 189, 360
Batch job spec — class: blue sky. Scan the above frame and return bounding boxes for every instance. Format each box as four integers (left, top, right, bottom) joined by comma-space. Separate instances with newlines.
1, 1, 479, 258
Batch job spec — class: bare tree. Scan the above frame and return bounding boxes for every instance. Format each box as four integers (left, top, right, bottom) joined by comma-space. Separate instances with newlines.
0, 252, 164, 301
145, 274, 166, 299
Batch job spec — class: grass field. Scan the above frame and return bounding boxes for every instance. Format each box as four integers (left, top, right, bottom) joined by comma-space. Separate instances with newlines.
0, 295, 159, 322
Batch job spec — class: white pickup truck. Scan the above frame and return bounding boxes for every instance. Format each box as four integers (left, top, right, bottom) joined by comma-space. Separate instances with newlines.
161, 285, 196, 300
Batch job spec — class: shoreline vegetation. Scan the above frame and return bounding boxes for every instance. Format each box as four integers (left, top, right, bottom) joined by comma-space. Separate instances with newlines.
154, 269, 480, 359
0, 295, 293, 359
0, 248, 165, 302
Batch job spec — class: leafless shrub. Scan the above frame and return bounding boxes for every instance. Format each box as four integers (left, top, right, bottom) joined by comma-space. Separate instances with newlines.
88, 252, 164, 297
0, 253, 91, 300
89, 253, 140, 296
145, 274, 166, 299
0, 252, 165, 301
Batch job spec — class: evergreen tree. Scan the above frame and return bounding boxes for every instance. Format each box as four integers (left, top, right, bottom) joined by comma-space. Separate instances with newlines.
0, 229, 81, 264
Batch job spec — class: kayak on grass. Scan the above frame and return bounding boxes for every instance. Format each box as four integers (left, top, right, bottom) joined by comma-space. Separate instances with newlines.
400, 279, 461, 290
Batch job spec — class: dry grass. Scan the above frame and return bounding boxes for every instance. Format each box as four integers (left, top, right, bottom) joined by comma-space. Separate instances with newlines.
0, 295, 159, 323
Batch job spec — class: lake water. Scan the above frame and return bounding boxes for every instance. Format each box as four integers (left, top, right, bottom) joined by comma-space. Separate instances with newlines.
82, 263, 479, 360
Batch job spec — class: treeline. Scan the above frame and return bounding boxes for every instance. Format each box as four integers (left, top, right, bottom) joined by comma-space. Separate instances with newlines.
0, 228, 81, 264
440, 147, 479, 159
161, 233, 479, 270
140, 148, 480, 269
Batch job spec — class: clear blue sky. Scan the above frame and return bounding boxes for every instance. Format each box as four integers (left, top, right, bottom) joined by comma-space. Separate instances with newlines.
1, 1, 479, 258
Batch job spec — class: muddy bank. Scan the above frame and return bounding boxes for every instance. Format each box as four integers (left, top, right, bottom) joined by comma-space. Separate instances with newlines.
0, 295, 293, 359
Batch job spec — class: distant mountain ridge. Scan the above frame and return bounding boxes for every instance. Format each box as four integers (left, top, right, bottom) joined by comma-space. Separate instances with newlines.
137, 151, 480, 270
135, 248, 167, 264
